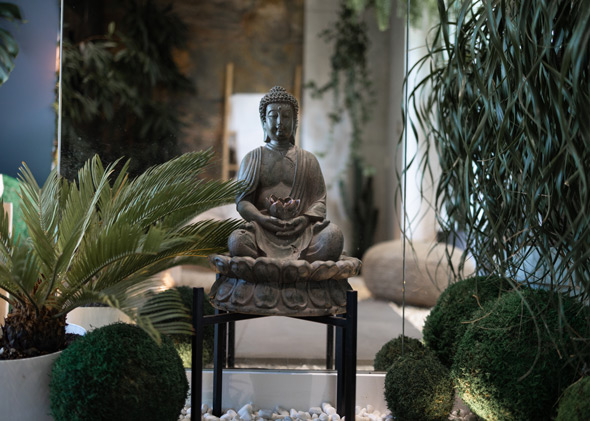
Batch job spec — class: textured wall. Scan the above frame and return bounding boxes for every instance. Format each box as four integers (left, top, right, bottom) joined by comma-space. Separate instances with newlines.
171, 0, 304, 175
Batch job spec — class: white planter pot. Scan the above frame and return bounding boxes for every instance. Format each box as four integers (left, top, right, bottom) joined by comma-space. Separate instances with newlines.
0, 351, 61, 420
0, 324, 85, 421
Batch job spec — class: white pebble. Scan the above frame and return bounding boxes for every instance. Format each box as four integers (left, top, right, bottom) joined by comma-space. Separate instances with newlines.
326, 407, 337, 416
321, 403, 333, 413
259, 409, 274, 419
239, 404, 254, 420
309, 407, 323, 416
202, 404, 209, 415
275, 407, 288, 415
319, 414, 329, 421
204, 415, 221, 421
290, 409, 298, 418
365, 406, 374, 414
330, 414, 340, 421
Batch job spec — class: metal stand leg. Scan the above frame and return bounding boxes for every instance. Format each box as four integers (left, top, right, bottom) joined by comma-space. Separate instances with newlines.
192, 287, 358, 419
335, 316, 345, 415
344, 291, 358, 421
326, 325, 334, 370
228, 321, 236, 368
213, 309, 227, 416
191, 288, 204, 420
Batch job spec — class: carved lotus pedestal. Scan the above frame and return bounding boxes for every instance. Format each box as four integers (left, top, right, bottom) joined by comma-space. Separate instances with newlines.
208, 255, 362, 316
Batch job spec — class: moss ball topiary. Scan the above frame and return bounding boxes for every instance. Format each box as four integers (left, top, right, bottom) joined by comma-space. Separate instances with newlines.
374, 335, 425, 371
452, 289, 589, 421
384, 351, 454, 421
50, 323, 188, 421
556, 377, 590, 421
422, 275, 511, 367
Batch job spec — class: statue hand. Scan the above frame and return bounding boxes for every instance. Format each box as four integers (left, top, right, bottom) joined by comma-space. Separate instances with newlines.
276, 215, 310, 237
256, 214, 287, 233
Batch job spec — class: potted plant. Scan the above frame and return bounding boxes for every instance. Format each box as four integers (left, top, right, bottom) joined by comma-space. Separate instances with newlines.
0, 150, 243, 419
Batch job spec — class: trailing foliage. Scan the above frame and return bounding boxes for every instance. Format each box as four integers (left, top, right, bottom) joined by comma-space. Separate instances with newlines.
346, 0, 438, 28
373, 334, 425, 371
452, 289, 590, 420
61, 0, 192, 179
0, 150, 244, 358
555, 376, 590, 421
50, 323, 187, 421
307, 1, 378, 258
422, 275, 511, 367
0, 2, 22, 86
384, 351, 454, 421
405, 0, 590, 368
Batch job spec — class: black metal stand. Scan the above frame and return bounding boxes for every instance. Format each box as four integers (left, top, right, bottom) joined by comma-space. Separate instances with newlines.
191, 287, 358, 420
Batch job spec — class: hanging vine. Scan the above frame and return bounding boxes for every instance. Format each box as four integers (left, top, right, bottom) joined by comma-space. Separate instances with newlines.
307, 1, 378, 258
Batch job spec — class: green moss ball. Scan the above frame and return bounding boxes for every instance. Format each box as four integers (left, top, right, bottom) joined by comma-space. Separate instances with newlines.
452, 289, 588, 421
556, 377, 590, 421
374, 335, 425, 371
384, 351, 454, 421
423, 275, 511, 367
50, 323, 188, 421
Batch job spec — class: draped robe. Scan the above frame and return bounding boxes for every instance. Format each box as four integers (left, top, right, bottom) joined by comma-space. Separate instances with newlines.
235, 146, 330, 260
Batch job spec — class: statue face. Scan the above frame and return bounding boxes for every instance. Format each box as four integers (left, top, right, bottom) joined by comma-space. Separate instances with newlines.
264, 103, 294, 143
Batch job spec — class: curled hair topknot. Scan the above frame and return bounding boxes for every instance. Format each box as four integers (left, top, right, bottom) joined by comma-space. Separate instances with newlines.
259, 86, 299, 124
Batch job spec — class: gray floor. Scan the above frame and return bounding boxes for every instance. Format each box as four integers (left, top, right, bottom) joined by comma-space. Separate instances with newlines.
176, 266, 429, 370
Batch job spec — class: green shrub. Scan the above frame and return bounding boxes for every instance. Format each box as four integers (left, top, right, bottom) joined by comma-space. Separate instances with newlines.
374, 335, 425, 371
50, 323, 188, 421
423, 275, 511, 367
556, 377, 590, 421
452, 289, 589, 421
384, 351, 454, 421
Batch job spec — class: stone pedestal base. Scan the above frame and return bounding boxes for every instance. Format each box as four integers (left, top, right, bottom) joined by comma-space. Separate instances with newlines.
208, 255, 361, 316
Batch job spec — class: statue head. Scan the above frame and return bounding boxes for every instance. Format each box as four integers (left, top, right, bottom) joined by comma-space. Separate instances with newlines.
259, 86, 299, 144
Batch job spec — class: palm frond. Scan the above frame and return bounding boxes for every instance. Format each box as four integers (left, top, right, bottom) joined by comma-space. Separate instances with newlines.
0, 199, 12, 260
17, 165, 59, 281
1, 150, 245, 348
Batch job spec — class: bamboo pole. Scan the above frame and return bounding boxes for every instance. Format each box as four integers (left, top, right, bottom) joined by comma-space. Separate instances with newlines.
221, 63, 234, 180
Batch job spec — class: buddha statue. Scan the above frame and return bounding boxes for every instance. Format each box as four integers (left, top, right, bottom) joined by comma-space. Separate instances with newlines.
209, 86, 361, 316
228, 86, 344, 262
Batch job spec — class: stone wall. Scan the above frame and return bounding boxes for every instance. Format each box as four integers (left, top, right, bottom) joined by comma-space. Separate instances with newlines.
170, 0, 304, 176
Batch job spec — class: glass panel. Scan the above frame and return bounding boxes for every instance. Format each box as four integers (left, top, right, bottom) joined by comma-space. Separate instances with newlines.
57, 0, 423, 373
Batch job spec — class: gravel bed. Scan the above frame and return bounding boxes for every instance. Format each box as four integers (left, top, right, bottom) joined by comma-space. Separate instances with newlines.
177, 390, 479, 421
177, 390, 392, 421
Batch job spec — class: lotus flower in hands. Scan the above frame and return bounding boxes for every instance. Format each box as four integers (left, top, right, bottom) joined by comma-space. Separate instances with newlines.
266, 195, 300, 220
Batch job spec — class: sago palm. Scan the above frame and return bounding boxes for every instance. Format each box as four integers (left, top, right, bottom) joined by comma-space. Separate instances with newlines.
0, 150, 244, 359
